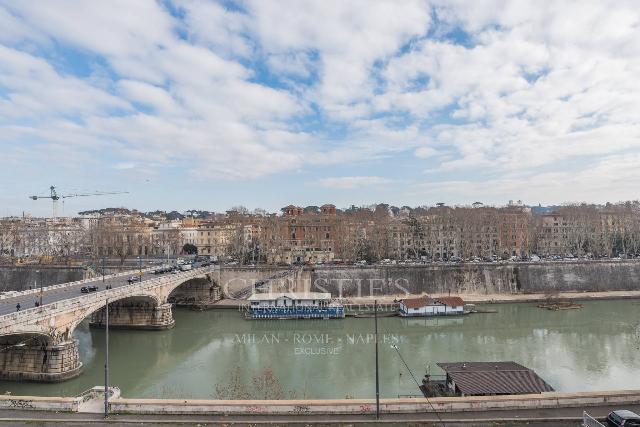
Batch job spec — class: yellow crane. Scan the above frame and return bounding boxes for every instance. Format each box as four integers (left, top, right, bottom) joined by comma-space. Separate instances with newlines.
29, 186, 129, 219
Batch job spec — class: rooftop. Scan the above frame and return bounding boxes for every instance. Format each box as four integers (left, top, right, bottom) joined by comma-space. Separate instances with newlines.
400, 295, 465, 308
248, 292, 332, 301
437, 362, 554, 396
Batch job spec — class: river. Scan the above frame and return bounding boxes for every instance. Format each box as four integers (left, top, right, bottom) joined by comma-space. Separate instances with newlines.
0, 299, 639, 399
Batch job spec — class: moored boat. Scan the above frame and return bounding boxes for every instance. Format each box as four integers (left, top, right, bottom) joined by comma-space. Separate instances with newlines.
398, 295, 466, 317
247, 292, 345, 319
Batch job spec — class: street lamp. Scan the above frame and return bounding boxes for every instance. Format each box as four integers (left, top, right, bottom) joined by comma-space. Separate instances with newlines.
138, 255, 142, 282
36, 269, 42, 306
104, 297, 109, 418
374, 299, 380, 420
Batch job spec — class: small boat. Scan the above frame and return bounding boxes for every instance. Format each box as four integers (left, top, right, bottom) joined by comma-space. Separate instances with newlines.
246, 292, 345, 319
398, 295, 466, 317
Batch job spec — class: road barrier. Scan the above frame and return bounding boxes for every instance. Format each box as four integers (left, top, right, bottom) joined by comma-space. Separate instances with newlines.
583, 411, 605, 426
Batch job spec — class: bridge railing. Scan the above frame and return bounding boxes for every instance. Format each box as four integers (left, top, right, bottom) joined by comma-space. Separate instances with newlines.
0, 266, 215, 327
583, 411, 605, 427
0, 267, 156, 301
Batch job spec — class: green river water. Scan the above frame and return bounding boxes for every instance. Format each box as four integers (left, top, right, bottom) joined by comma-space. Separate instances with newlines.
0, 300, 639, 399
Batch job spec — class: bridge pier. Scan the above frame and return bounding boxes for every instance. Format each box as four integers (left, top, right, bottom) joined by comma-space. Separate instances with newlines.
0, 338, 82, 382
90, 301, 175, 330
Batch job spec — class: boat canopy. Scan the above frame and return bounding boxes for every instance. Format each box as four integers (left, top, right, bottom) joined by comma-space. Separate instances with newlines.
247, 292, 332, 301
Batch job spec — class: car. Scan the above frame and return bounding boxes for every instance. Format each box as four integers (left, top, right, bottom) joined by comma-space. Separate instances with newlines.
80, 285, 98, 293
127, 275, 139, 283
607, 410, 640, 426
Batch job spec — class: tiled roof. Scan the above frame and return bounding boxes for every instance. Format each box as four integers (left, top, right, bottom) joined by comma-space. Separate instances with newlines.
400, 296, 433, 308
437, 362, 554, 395
434, 296, 465, 306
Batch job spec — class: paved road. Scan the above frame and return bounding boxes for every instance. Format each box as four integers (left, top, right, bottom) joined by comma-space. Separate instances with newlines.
2, 402, 640, 425
0, 265, 207, 316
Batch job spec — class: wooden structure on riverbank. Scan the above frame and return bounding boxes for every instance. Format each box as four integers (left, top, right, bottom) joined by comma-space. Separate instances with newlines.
422, 361, 554, 397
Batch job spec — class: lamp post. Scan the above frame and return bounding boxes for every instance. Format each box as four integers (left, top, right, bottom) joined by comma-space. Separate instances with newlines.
36, 269, 42, 306
138, 255, 142, 282
374, 299, 380, 419
102, 256, 105, 285
104, 297, 109, 418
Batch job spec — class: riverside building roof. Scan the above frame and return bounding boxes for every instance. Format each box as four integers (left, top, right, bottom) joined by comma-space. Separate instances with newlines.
437, 361, 555, 396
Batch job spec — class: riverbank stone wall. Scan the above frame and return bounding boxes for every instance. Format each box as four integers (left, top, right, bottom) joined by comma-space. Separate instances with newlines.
0, 266, 87, 292
309, 260, 640, 297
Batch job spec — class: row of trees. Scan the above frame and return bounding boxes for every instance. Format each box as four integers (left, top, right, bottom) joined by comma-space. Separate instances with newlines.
3, 201, 640, 265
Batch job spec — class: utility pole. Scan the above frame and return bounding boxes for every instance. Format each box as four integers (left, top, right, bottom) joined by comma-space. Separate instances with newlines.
37, 269, 42, 306
374, 299, 380, 419
104, 298, 109, 418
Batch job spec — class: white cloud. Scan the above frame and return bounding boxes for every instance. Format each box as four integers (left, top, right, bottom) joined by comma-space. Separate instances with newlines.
317, 176, 395, 190
414, 146, 439, 159
1, 0, 640, 210
412, 152, 640, 206
113, 162, 136, 170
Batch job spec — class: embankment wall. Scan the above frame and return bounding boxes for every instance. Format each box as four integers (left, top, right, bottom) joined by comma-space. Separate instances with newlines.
109, 390, 640, 415
309, 260, 640, 297
0, 266, 87, 292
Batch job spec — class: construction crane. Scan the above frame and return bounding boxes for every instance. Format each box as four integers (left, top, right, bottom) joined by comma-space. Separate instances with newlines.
29, 186, 129, 219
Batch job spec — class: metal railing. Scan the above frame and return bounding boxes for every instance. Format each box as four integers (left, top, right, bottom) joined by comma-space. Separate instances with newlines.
583, 411, 605, 427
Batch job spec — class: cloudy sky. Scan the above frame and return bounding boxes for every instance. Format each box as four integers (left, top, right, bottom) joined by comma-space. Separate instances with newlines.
1, 0, 639, 216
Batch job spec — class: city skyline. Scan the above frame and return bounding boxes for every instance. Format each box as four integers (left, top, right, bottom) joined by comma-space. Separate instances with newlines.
2, 1, 640, 216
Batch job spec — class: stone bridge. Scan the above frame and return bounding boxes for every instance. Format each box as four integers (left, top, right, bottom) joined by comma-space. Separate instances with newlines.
0, 266, 217, 382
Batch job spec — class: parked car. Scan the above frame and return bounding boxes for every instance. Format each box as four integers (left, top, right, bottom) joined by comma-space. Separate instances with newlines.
80, 285, 98, 293
607, 410, 640, 426
127, 275, 139, 284
179, 263, 192, 271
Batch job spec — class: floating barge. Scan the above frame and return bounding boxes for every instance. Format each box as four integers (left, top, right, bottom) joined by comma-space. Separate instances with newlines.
398, 295, 466, 317
247, 292, 345, 319
421, 361, 555, 397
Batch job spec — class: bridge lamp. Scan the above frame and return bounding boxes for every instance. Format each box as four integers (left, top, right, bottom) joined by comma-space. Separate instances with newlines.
36, 269, 42, 306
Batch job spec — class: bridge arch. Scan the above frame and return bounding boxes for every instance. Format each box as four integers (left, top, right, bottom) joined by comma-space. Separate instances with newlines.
67, 294, 165, 336
166, 276, 219, 306
0, 267, 220, 382
0, 332, 53, 347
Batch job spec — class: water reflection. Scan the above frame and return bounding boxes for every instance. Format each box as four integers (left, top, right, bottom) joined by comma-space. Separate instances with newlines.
0, 300, 637, 399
